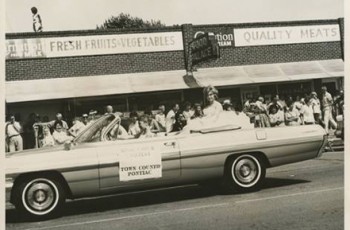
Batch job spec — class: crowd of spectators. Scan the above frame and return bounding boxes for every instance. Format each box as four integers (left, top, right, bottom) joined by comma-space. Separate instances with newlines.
5, 85, 343, 153
243, 86, 342, 132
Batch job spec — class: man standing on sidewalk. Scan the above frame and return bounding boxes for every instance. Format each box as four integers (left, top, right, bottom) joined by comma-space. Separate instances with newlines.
5, 114, 23, 152
321, 86, 337, 134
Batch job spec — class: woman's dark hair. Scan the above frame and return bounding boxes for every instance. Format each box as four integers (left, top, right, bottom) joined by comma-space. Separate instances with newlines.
129, 111, 138, 119
53, 120, 63, 129
269, 105, 279, 114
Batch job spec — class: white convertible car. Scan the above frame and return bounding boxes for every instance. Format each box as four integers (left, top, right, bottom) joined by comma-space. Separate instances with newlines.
5, 113, 327, 219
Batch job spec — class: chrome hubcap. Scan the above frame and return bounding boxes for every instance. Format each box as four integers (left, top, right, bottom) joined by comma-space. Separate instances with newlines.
234, 158, 258, 185
25, 181, 55, 211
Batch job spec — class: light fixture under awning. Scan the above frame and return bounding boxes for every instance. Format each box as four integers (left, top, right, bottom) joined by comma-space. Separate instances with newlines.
6, 70, 189, 103
193, 59, 344, 87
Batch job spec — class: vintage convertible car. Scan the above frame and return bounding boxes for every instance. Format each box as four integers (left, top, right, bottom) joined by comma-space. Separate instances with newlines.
5, 113, 327, 219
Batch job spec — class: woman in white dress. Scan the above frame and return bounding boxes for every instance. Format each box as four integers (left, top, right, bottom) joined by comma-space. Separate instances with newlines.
202, 85, 223, 121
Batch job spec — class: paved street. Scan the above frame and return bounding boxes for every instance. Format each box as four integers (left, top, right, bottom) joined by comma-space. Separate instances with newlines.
6, 151, 344, 230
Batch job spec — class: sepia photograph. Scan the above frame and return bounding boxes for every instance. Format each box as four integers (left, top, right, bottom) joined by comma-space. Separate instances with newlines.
3, 0, 345, 229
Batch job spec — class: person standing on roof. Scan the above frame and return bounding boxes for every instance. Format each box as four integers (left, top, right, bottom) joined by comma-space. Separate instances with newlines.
31, 7, 43, 32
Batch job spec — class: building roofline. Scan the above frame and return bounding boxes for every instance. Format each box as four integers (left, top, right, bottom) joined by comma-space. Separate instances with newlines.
5, 18, 343, 39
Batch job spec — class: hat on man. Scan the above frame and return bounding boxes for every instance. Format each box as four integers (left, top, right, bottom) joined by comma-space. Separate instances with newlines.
89, 110, 97, 115
82, 114, 88, 118
311, 92, 317, 96
223, 99, 232, 106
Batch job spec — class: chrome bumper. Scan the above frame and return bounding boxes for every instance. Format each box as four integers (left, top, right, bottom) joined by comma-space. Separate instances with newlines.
6, 179, 13, 203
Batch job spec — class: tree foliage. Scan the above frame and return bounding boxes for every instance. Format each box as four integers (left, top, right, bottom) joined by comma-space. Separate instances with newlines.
96, 13, 166, 29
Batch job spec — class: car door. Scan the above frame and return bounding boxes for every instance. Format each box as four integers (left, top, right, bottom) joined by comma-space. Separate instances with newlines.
97, 120, 181, 190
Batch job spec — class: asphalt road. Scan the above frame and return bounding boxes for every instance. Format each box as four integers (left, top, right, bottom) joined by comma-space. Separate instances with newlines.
6, 151, 344, 230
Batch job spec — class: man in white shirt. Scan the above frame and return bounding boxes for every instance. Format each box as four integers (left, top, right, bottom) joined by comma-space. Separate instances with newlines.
166, 104, 179, 133
321, 86, 337, 134
5, 114, 23, 152
155, 105, 166, 132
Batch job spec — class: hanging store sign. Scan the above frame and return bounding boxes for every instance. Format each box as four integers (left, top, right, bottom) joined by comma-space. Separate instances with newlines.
5, 32, 183, 59
190, 32, 220, 65
234, 24, 340, 47
194, 31, 234, 47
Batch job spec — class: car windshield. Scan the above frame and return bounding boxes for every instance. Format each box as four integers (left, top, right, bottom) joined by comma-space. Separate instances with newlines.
74, 114, 116, 143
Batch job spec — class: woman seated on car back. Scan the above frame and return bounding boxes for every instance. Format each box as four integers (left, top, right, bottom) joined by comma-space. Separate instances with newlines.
52, 121, 73, 145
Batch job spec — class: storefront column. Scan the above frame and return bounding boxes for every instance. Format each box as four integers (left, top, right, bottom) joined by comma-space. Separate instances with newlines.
126, 97, 130, 112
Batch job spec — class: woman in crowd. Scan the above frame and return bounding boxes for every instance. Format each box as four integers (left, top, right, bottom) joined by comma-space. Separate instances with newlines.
191, 103, 204, 119
40, 126, 55, 147
127, 111, 141, 137
173, 112, 187, 132
52, 121, 73, 145
284, 101, 300, 126
136, 114, 154, 138
268, 105, 285, 127
254, 96, 270, 128
310, 92, 322, 124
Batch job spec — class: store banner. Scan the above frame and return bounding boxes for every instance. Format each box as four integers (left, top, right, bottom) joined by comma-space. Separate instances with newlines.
234, 24, 340, 47
119, 144, 162, 181
6, 32, 183, 59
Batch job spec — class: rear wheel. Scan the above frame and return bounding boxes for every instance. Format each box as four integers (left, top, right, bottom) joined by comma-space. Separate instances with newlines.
224, 154, 266, 192
14, 176, 66, 219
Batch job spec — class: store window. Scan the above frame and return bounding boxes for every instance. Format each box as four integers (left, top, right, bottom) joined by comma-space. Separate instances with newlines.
277, 82, 312, 100
128, 91, 182, 113
73, 95, 127, 115
260, 85, 277, 103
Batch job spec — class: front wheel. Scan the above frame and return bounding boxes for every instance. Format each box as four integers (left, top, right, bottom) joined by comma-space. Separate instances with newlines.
13, 176, 66, 219
224, 154, 266, 192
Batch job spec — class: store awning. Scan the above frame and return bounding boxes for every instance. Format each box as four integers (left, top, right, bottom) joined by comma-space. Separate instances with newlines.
5, 70, 189, 103
5, 59, 343, 103
192, 59, 344, 87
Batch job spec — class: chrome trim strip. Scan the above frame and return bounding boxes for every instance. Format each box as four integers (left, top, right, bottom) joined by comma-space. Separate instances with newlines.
180, 137, 322, 159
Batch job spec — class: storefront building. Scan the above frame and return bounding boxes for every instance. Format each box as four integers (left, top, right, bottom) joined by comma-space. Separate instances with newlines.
5, 18, 344, 126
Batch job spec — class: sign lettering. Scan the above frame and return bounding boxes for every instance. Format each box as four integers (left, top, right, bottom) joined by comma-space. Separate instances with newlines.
234, 24, 340, 46
119, 145, 162, 181
6, 32, 183, 59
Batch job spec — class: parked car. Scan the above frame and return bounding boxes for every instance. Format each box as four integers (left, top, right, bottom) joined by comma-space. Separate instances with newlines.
6, 113, 327, 219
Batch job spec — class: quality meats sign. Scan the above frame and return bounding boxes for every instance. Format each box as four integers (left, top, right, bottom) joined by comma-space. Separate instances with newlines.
119, 145, 162, 181
234, 24, 340, 46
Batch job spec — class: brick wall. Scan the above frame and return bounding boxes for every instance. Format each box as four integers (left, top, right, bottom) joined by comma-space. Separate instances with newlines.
6, 51, 184, 81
